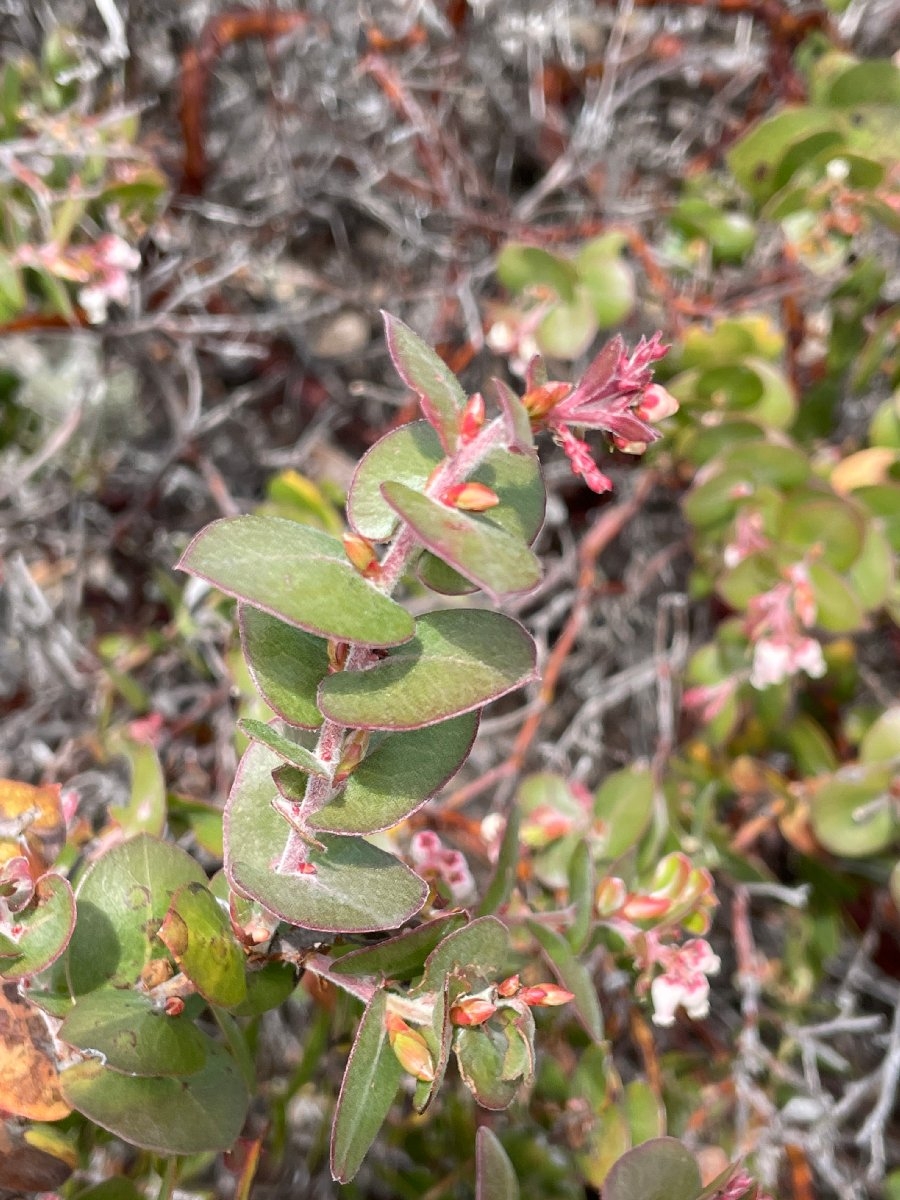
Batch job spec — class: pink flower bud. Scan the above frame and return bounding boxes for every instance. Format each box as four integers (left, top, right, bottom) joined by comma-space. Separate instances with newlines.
518, 983, 574, 1007
459, 392, 486, 443
497, 974, 521, 998
450, 996, 498, 1026
637, 383, 679, 422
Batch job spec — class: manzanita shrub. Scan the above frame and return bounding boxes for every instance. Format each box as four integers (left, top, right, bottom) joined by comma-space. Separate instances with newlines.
1, 313, 764, 1200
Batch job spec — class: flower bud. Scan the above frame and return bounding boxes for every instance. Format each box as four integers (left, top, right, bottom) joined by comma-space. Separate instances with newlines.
333, 729, 370, 785
459, 392, 486, 443
517, 983, 574, 1007
450, 996, 497, 1026
342, 532, 381, 580
497, 974, 521, 998
164, 996, 185, 1017
385, 1013, 435, 1082
442, 482, 500, 512
636, 383, 679, 423
595, 875, 627, 917
521, 381, 572, 422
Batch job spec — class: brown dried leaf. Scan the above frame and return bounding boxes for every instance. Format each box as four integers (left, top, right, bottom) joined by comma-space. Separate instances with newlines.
0, 983, 72, 1121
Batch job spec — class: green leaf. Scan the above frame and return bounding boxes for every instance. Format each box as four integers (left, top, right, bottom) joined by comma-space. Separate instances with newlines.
158, 882, 247, 1009
64, 836, 207, 995
810, 762, 897, 857
413, 916, 510, 997
496, 243, 579, 302
477, 809, 521, 916
332, 914, 469, 979
239, 606, 328, 728
348, 421, 545, 548
808, 561, 867, 632
577, 254, 636, 328
60, 1040, 249, 1155
330, 989, 403, 1183
526, 921, 603, 1042
603, 1137, 702, 1200
594, 766, 655, 861
383, 313, 466, 452
476, 1127, 520, 1200
537, 290, 597, 359
381, 482, 542, 600
728, 108, 844, 205
308, 714, 478, 835
825, 60, 900, 107
625, 1080, 665, 1145
847, 522, 894, 610
0, 874, 75, 981
317, 610, 536, 730
104, 732, 166, 837
178, 515, 414, 648
59, 988, 209, 1077
231, 960, 297, 1016
567, 841, 594, 953
237, 718, 327, 777
860, 706, 900, 763
454, 1006, 533, 1109
225, 743, 427, 933
778, 494, 865, 571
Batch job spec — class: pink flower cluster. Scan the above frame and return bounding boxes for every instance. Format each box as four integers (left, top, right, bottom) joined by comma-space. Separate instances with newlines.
745, 564, 826, 690
523, 334, 677, 493
645, 934, 722, 1027
409, 830, 474, 902
15, 233, 141, 324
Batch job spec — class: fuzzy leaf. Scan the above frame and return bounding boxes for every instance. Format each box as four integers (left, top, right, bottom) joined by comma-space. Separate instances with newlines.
158, 882, 247, 1009
383, 313, 466, 452
382, 483, 541, 599
59, 988, 209, 1077
594, 766, 655, 861
476, 1127, 520, 1200
317, 610, 536, 731
306, 715, 478, 835
413, 916, 509, 997
239, 606, 329, 728
60, 1040, 249, 1155
603, 1138, 702, 1200
225, 743, 427, 933
330, 989, 403, 1183
64, 835, 207, 995
348, 420, 544, 546
178, 515, 414, 648
332, 914, 469, 979
237, 718, 327, 777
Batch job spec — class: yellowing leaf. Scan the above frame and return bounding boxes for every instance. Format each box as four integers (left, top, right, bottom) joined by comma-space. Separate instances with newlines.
830, 447, 897, 494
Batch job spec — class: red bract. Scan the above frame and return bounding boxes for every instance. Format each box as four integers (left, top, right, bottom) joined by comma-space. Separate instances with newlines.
524, 334, 673, 493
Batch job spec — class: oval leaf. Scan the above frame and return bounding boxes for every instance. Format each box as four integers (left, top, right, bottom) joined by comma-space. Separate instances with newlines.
225, 743, 427, 933
60, 1040, 249, 1155
178, 515, 414, 648
317, 610, 536, 731
603, 1137, 702, 1200
239, 606, 328, 728
307, 714, 478, 835
331, 914, 469, 979
237, 718, 327, 777
383, 313, 466, 452
158, 882, 247, 1009
59, 988, 209, 1076
477, 1126, 520, 1200
65, 835, 207, 995
348, 421, 545, 547
382, 483, 541, 600
330, 989, 403, 1183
